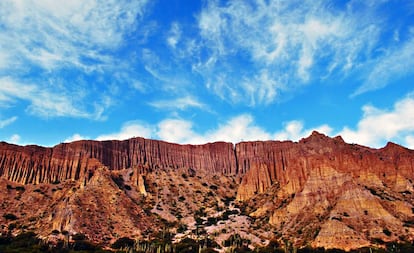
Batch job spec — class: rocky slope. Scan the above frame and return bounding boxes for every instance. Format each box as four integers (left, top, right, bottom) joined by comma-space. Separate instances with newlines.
0, 132, 413, 251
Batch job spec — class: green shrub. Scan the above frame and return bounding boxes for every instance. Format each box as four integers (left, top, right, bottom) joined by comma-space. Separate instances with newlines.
3, 213, 17, 221
111, 237, 135, 249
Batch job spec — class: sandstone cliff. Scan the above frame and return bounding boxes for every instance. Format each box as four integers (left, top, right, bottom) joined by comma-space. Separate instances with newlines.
0, 138, 236, 185
1, 132, 414, 250
236, 132, 414, 200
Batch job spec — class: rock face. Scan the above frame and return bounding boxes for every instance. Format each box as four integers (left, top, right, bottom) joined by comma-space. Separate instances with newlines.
237, 132, 414, 250
236, 132, 414, 201
0, 138, 236, 184
1, 132, 414, 250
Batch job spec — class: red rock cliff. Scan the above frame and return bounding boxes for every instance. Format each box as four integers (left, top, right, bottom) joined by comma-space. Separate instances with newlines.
1, 132, 414, 194
0, 138, 236, 184
235, 131, 414, 200
1, 132, 414, 250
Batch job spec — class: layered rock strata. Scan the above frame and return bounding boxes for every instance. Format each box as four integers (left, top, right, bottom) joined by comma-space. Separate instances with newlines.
236, 132, 414, 200
1, 132, 414, 202
0, 139, 236, 185
1, 132, 414, 250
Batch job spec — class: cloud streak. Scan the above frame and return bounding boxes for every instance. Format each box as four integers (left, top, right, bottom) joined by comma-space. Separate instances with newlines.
149, 96, 206, 111
0, 78, 107, 119
0, 116, 17, 128
354, 36, 414, 96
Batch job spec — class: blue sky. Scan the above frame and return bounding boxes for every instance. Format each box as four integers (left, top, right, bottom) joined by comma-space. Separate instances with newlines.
1, 0, 414, 149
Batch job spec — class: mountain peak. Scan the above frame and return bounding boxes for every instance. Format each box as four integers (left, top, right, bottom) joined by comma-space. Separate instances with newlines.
299, 130, 330, 144
382, 141, 409, 153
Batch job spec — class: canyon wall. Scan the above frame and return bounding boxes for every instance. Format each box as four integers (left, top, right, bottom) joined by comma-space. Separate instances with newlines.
236, 132, 414, 200
2, 132, 414, 250
1, 132, 414, 198
0, 138, 236, 184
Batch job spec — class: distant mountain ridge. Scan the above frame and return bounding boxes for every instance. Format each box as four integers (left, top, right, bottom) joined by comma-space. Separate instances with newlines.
1, 132, 413, 251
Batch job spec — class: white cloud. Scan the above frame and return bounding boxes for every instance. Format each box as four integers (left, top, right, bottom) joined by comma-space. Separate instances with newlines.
193, 0, 379, 104
405, 136, 414, 149
149, 96, 205, 110
64, 134, 89, 143
354, 37, 414, 95
0, 77, 107, 119
167, 22, 182, 48
8, 134, 21, 144
339, 94, 414, 148
98, 114, 331, 145
96, 121, 154, 141
157, 119, 199, 144
131, 80, 147, 93
274, 120, 333, 141
204, 115, 272, 143
0, 0, 150, 121
0, 0, 149, 72
155, 115, 272, 144
95, 93, 414, 149
0, 116, 17, 128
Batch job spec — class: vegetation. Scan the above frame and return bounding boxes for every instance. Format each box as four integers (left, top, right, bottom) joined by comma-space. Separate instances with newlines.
0, 232, 110, 253
3, 213, 18, 221
1, 231, 414, 253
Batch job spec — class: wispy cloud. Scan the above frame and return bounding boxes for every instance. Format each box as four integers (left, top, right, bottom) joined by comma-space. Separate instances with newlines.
167, 22, 182, 49
353, 36, 414, 96
0, 0, 149, 120
0, 116, 17, 128
0, 78, 107, 119
0, 0, 148, 72
186, 0, 398, 104
149, 96, 206, 111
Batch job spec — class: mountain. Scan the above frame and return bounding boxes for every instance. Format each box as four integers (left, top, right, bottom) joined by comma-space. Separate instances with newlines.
0, 132, 413, 251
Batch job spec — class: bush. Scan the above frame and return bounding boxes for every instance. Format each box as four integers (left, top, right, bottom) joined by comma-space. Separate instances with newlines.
383, 228, 392, 236
111, 237, 135, 249
174, 238, 199, 253
3, 213, 17, 221
72, 240, 99, 251
223, 234, 249, 248
205, 217, 217, 226
72, 233, 86, 241
15, 186, 25, 191
7, 232, 40, 249
209, 185, 218, 190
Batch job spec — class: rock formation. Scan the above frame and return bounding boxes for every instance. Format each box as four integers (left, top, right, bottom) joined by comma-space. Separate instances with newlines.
0, 139, 236, 185
0, 132, 413, 251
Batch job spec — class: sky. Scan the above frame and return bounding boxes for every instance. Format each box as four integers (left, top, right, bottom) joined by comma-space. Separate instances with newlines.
1, 0, 414, 149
